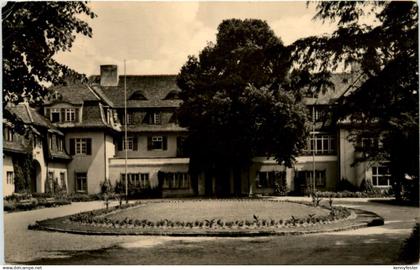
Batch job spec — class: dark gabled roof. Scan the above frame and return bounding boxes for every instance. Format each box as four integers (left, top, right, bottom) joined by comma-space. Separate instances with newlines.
128, 90, 148, 100
6, 103, 60, 132
52, 103, 120, 131
90, 75, 182, 108
303, 73, 359, 105
49, 150, 72, 160
3, 140, 29, 154
164, 89, 181, 100
48, 83, 100, 105
127, 124, 187, 132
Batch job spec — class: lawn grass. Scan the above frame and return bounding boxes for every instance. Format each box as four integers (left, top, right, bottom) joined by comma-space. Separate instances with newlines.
104, 200, 329, 222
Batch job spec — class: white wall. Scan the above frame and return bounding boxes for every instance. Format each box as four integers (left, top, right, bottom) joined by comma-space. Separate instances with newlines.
66, 131, 109, 194
339, 129, 369, 188
3, 155, 15, 196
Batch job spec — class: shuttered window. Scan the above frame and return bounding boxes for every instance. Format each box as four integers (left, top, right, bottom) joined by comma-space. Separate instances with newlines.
69, 138, 92, 155
122, 136, 138, 151
147, 136, 167, 150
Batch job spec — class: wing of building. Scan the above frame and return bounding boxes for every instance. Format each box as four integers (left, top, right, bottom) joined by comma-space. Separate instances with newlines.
3, 65, 391, 197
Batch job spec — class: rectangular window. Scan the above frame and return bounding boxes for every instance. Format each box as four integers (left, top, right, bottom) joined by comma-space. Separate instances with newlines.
147, 136, 167, 151
162, 172, 190, 189
121, 112, 133, 125
51, 108, 61, 123
73, 138, 92, 155
303, 170, 326, 187
152, 136, 163, 149
121, 173, 150, 189
4, 127, 13, 142
257, 171, 285, 189
56, 137, 63, 151
309, 106, 327, 122
149, 112, 161, 125
65, 108, 76, 122
76, 172, 87, 192
304, 133, 336, 155
48, 171, 54, 181
372, 165, 391, 187
123, 137, 134, 151
6, 172, 14, 185
60, 172, 66, 187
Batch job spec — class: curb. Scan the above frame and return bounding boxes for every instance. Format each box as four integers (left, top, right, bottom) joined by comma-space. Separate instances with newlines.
30, 207, 383, 237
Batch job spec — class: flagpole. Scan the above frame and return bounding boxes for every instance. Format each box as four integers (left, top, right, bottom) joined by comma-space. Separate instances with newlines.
124, 59, 128, 204
312, 93, 316, 195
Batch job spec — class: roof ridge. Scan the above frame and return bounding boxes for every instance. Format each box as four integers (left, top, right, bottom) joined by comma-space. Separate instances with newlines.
23, 102, 34, 123
85, 84, 101, 101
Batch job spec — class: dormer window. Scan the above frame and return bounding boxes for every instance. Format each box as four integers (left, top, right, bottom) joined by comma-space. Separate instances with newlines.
56, 136, 64, 151
121, 112, 133, 125
3, 127, 13, 142
129, 91, 147, 100
65, 108, 76, 122
51, 109, 61, 123
47, 107, 79, 123
148, 112, 161, 125
164, 90, 180, 100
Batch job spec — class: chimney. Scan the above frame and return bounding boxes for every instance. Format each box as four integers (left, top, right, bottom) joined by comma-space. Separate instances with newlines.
100, 65, 119, 87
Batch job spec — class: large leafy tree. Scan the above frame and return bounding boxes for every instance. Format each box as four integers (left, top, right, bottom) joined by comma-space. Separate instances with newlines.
290, 1, 418, 199
2, 1, 96, 129
177, 19, 308, 194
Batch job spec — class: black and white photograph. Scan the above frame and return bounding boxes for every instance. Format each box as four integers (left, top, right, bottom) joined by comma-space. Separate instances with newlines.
2, 0, 419, 266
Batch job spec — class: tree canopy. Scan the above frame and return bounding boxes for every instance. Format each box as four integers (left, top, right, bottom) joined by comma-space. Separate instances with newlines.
290, 1, 418, 198
177, 19, 308, 176
2, 1, 96, 128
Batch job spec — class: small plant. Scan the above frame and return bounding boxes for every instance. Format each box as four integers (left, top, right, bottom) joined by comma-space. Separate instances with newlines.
253, 214, 259, 223
311, 192, 322, 207
290, 216, 298, 226
216, 219, 224, 227
270, 219, 275, 226
205, 219, 216, 228
307, 214, 316, 224
328, 196, 333, 208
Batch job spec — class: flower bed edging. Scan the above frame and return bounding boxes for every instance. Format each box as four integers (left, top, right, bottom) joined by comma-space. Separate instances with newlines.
28, 199, 383, 236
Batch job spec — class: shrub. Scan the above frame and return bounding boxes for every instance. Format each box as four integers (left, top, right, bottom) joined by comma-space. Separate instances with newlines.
311, 192, 322, 207
360, 179, 374, 193
4, 200, 16, 211
5, 193, 32, 202
401, 178, 419, 204
337, 178, 358, 192
69, 193, 102, 202
399, 223, 420, 263
273, 173, 288, 196
31, 193, 51, 199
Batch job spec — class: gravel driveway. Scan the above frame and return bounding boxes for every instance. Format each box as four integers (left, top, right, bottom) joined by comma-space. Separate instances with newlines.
3, 198, 419, 264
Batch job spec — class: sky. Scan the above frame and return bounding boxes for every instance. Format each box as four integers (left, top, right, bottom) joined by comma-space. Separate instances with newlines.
54, 1, 340, 76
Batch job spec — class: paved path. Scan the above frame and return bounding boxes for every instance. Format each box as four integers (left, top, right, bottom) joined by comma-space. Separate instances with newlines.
3, 198, 419, 264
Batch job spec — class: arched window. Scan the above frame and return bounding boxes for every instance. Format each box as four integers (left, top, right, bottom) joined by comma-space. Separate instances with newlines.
164, 90, 180, 100
129, 91, 147, 100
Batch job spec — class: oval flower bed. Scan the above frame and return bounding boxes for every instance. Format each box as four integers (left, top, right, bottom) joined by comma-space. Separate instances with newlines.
27, 199, 375, 236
